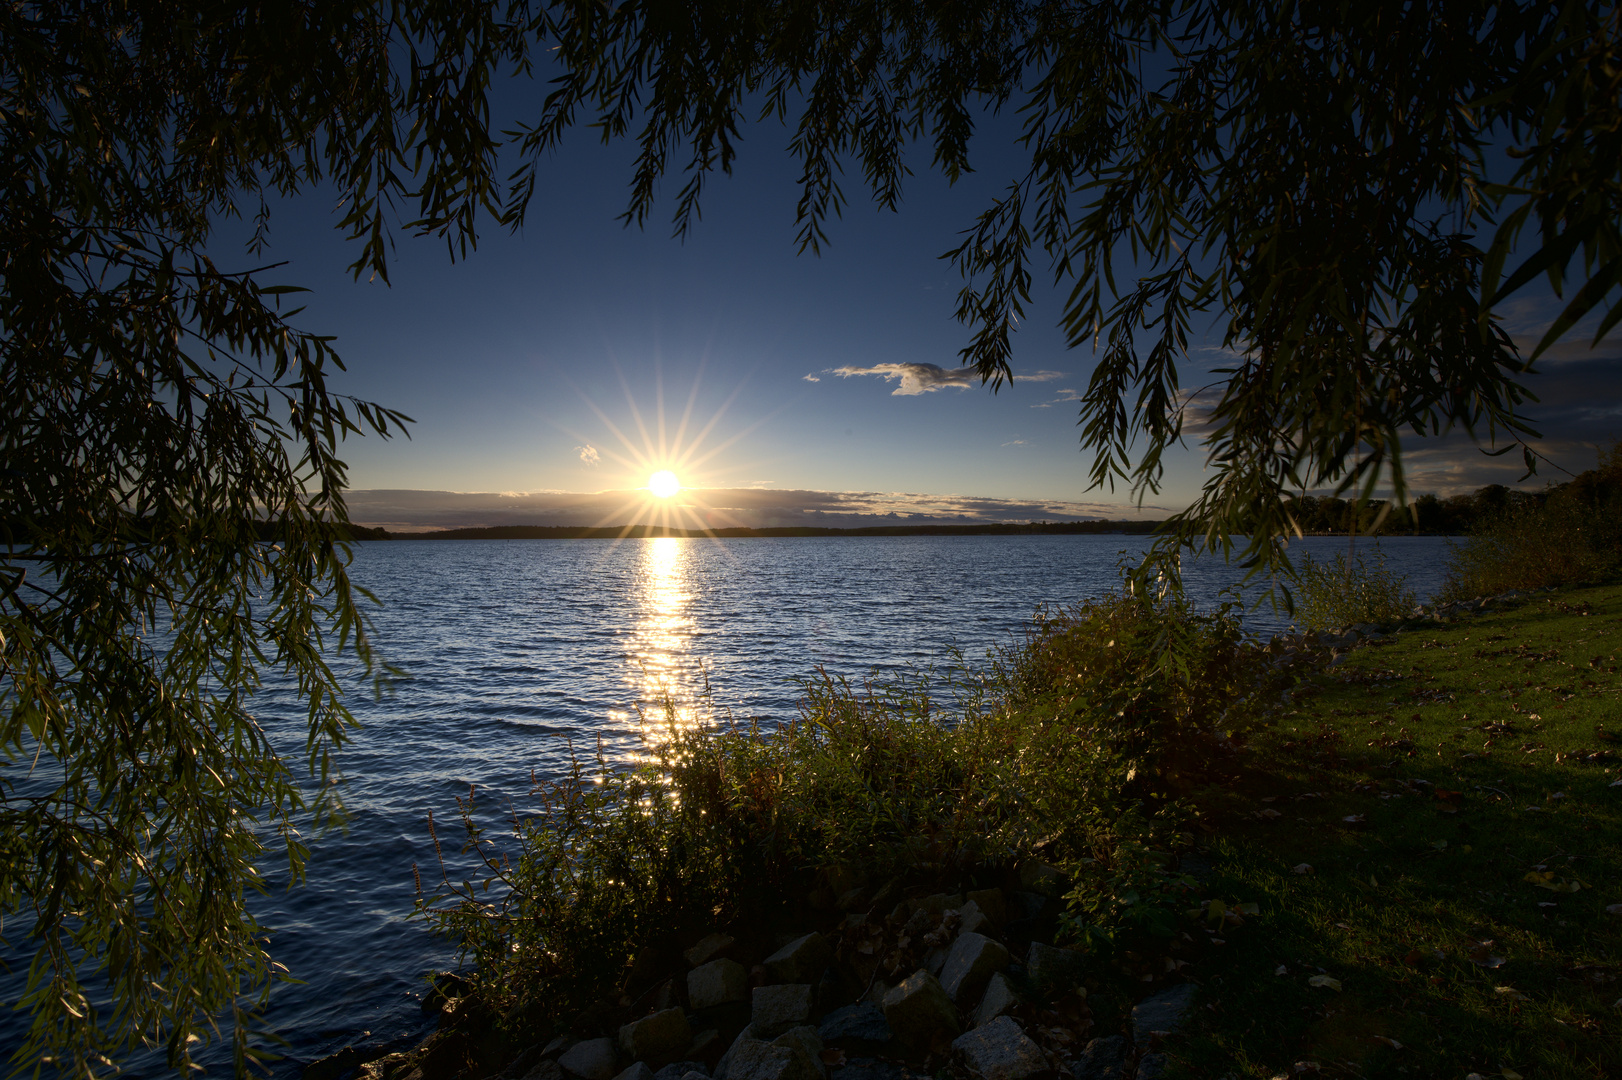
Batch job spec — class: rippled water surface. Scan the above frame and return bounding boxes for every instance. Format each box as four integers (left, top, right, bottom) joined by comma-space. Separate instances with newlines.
2, 534, 1453, 1075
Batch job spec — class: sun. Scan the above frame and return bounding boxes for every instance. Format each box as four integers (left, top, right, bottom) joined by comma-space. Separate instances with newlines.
648, 470, 681, 498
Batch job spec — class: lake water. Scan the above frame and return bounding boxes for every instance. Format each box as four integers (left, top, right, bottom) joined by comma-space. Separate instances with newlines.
0, 534, 1454, 1075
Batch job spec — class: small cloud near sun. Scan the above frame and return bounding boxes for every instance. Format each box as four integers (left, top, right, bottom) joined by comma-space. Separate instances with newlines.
834, 363, 1067, 396
576, 444, 601, 465
1002, 439, 1029, 446
802, 373, 820, 382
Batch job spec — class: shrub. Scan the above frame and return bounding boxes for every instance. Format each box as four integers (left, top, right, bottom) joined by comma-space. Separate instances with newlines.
1438, 439, 1622, 599
1291, 549, 1417, 631
415, 587, 1283, 1035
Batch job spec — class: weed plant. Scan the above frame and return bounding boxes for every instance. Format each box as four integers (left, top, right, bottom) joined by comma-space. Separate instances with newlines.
1291, 549, 1417, 632
1443, 440, 1622, 599
414, 587, 1287, 1034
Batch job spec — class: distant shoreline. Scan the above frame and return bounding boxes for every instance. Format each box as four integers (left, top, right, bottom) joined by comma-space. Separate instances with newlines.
377, 521, 1165, 540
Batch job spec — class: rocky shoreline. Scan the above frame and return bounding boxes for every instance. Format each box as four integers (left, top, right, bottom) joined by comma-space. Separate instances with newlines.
330, 870, 1205, 1080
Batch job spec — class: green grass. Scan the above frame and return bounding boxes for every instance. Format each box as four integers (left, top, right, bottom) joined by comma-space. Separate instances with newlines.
1170, 584, 1622, 1079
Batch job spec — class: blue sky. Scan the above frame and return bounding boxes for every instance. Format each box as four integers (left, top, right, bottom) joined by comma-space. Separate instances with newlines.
226, 96, 1622, 530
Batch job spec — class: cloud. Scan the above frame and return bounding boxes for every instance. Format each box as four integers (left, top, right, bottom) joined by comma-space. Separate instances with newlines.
832, 363, 975, 395
833, 364, 1068, 396
802, 373, 820, 382
576, 444, 600, 466
1032, 388, 1082, 409
1002, 439, 1029, 446
343, 487, 1169, 531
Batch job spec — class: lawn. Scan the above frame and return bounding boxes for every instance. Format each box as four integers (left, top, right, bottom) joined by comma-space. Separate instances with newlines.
1171, 584, 1622, 1078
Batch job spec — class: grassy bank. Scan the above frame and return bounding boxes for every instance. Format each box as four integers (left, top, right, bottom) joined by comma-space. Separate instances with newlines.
403, 580, 1621, 1080
1174, 583, 1622, 1078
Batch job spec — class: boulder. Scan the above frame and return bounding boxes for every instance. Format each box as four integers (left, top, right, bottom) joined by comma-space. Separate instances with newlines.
720, 1039, 820, 1080
964, 889, 1007, 928
621, 1009, 693, 1070
956, 900, 991, 937
910, 894, 964, 917
951, 1016, 1047, 1080
1134, 1054, 1166, 1080
1072, 1035, 1127, 1080
1025, 942, 1086, 991
817, 1004, 892, 1056
1130, 984, 1195, 1045
764, 934, 832, 985
770, 1025, 825, 1068
612, 1065, 656, 1080
686, 934, 737, 968
684, 1031, 723, 1063
691, 960, 751, 1011
752, 984, 815, 1039
939, 933, 1011, 1006
828, 1061, 906, 1080
559, 1039, 620, 1080
923, 947, 949, 979
880, 969, 959, 1057
654, 1063, 709, 1080
972, 974, 1019, 1028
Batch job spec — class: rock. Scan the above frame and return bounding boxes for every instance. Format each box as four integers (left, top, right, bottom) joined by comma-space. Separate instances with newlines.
714, 1026, 758, 1080
559, 1039, 620, 1080
684, 1031, 722, 1063
687, 934, 737, 968
909, 894, 963, 917
752, 984, 814, 1038
621, 1008, 694, 1069
691, 960, 751, 1011
924, 947, 949, 978
901, 908, 936, 940
1134, 1054, 1166, 1080
654, 1063, 709, 1080
681, 1073, 709, 1080
972, 973, 1020, 1028
1072, 1036, 1127, 1080
721, 1040, 820, 1080
1130, 984, 1196, 1046
1025, 942, 1086, 991
613, 1065, 656, 1080
771, 1024, 825, 1071
817, 1005, 892, 1055
836, 888, 868, 911
360, 1052, 420, 1080
1007, 892, 1047, 922
939, 932, 1012, 1006
965, 889, 1007, 928
956, 900, 991, 937
828, 1060, 907, 1080
951, 1016, 1047, 1080
764, 934, 832, 985
880, 969, 959, 1057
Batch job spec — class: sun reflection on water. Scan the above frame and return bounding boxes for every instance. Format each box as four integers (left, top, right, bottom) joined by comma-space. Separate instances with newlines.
623, 537, 709, 744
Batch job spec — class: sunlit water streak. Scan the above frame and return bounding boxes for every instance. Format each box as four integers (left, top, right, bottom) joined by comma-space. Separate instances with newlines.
0, 534, 1452, 1076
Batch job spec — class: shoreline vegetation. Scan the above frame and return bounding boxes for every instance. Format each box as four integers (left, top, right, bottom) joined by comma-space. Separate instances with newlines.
321, 462, 1622, 1080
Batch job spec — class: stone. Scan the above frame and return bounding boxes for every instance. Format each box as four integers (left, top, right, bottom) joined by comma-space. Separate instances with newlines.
836, 888, 868, 911
972, 974, 1020, 1028
714, 1026, 758, 1080
683, 1031, 722, 1062
1072, 1035, 1127, 1080
1025, 942, 1086, 991
909, 894, 964, 917
956, 900, 991, 937
764, 934, 832, 984
951, 1015, 1047, 1080
829, 1060, 907, 1080
965, 889, 1007, 928
681, 1073, 709, 1080
924, 947, 949, 978
559, 1039, 620, 1080
613, 1065, 656, 1080
1007, 892, 1047, 922
1130, 985, 1196, 1045
752, 984, 815, 1038
817, 1004, 892, 1056
687, 934, 737, 968
1017, 863, 1064, 895
880, 969, 959, 1057
655, 1064, 709, 1080
771, 1025, 824, 1066
691, 960, 751, 1011
1134, 1054, 1166, 1080
720, 1040, 820, 1080
621, 1008, 694, 1069
939, 933, 1012, 1006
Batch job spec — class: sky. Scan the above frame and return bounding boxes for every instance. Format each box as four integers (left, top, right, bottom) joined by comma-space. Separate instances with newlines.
222, 86, 1622, 531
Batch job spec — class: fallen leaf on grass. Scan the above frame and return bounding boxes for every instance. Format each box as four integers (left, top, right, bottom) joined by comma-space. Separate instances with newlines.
1372, 1036, 1403, 1050
1342, 814, 1367, 826
1523, 870, 1584, 892
1467, 941, 1506, 968
1402, 949, 1424, 966
1607, 904, 1622, 915
1291, 863, 1314, 874
1502, 1070, 1524, 1080
1307, 975, 1342, 991
1495, 986, 1530, 1001
1275, 964, 1289, 976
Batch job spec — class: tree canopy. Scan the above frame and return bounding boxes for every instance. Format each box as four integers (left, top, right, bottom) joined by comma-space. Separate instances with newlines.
4, 0, 1619, 1073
